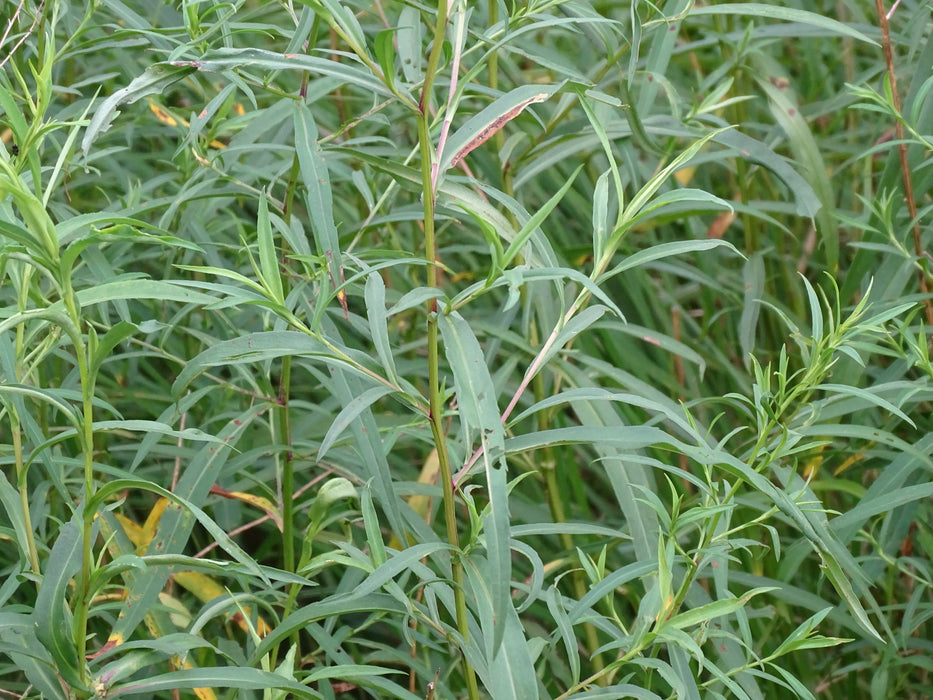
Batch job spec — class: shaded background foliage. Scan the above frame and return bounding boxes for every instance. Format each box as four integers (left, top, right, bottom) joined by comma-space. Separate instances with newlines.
0, 0, 931, 698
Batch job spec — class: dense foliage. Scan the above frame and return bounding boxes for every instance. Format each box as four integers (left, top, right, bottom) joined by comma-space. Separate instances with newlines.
1, 1, 931, 698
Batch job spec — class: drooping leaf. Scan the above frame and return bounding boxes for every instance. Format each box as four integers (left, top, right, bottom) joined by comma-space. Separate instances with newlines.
438, 83, 563, 177
689, 4, 878, 45
82, 63, 196, 153
107, 666, 322, 698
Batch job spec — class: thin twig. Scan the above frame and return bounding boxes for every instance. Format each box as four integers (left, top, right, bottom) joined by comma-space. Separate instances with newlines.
192, 470, 331, 558
874, 0, 933, 327
0, 0, 41, 72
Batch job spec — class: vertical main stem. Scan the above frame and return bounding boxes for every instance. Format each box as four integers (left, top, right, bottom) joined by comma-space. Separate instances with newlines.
279, 358, 295, 572
13, 267, 41, 576
71, 335, 94, 688
60, 277, 94, 691
12, 418, 41, 575
280, 113, 304, 655
419, 3, 479, 698
278, 357, 300, 654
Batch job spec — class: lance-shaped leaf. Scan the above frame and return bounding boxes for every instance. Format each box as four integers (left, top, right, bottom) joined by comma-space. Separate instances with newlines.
438, 83, 563, 177
439, 310, 511, 654
169, 47, 391, 96
104, 406, 263, 646
256, 195, 285, 304
0, 613, 67, 700
82, 64, 195, 153
294, 102, 343, 313
107, 667, 321, 698
689, 4, 878, 45
34, 511, 86, 691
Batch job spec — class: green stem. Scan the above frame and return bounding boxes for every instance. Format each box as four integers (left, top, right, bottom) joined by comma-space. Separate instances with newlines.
278, 357, 301, 655
279, 357, 295, 570
76, 360, 95, 683
12, 267, 41, 576
544, 460, 606, 679
61, 275, 94, 687
533, 322, 605, 681
280, 108, 303, 655
12, 416, 41, 575
419, 3, 479, 698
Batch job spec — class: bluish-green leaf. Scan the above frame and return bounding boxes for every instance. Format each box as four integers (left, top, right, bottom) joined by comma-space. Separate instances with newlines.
107, 667, 321, 698
171, 47, 392, 95
486, 591, 539, 699
439, 310, 511, 654
438, 83, 563, 177
0, 614, 67, 700
257, 195, 284, 304
294, 102, 343, 295
365, 272, 400, 385
107, 406, 263, 644
318, 385, 397, 461
34, 511, 86, 691
82, 64, 196, 153
689, 4, 878, 45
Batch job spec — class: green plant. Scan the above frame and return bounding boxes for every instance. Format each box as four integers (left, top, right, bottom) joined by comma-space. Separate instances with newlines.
1, 1, 931, 699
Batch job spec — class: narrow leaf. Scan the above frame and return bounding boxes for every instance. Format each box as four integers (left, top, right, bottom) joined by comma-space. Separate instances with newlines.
83, 64, 195, 153
34, 511, 86, 690
439, 83, 563, 175
257, 195, 284, 304
365, 272, 400, 385
502, 165, 583, 269
318, 385, 397, 461
108, 667, 321, 698
171, 48, 392, 95
661, 587, 777, 631
439, 310, 511, 654
294, 102, 343, 303
0, 614, 67, 700
689, 4, 878, 45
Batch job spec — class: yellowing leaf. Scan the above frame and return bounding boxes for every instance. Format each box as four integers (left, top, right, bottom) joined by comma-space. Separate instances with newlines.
174, 571, 271, 637
149, 101, 178, 126
210, 484, 282, 530
174, 570, 226, 602
409, 447, 440, 522
148, 99, 229, 149
141, 497, 170, 546
101, 634, 123, 652
158, 591, 192, 629
389, 448, 439, 550
674, 165, 696, 185
194, 686, 218, 700
170, 654, 218, 700
113, 512, 147, 552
